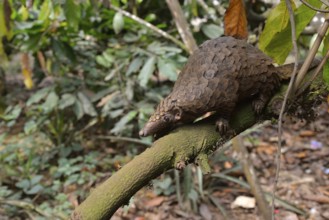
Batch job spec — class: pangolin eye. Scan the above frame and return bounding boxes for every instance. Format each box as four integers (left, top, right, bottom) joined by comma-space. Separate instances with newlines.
163, 115, 170, 122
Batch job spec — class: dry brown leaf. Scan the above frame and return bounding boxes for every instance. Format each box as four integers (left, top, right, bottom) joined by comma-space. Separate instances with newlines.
299, 130, 315, 137
224, 0, 248, 39
144, 196, 165, 208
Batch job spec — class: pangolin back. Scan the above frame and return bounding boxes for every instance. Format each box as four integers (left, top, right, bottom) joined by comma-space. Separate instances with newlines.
140, 36, 282, 137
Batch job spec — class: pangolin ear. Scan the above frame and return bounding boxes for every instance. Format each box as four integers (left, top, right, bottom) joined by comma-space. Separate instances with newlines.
174, 108, 182, 120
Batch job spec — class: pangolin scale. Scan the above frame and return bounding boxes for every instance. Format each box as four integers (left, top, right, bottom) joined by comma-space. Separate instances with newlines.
139, 36, 294, 137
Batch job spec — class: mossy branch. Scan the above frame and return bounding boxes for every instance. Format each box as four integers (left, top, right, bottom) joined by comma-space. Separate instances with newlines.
71, 74, 327, 220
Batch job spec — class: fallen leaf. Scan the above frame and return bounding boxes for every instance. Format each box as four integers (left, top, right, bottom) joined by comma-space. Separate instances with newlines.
224, 0, 248, 39
303, 194, 329, 204
224, 161, 233, 169
299, 130, 315, 137
199, 203, 212, 220
144, 196, 165, 208
231, 196, 255, 209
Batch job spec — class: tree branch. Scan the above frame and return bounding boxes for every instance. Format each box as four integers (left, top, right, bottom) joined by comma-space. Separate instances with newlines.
71, 70, 326, 220
109, 5, 189, 53
165, 0, 198, 53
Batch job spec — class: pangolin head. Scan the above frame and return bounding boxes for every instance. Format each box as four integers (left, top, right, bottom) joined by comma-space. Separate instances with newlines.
139, 99, 182, 137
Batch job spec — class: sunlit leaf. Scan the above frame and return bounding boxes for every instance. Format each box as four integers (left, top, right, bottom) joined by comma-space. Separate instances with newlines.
138, 56, 156, 87
201, 24, 224, 39
224, 0, 248, 39
39, 0, 52, 21
64, 0, 81, 30
259, 0, 319, 64
113, 12, 124, 34
77, 92, 97, 117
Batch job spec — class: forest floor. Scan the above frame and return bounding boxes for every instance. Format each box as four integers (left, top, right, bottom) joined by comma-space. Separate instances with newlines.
113, 102, 329, 220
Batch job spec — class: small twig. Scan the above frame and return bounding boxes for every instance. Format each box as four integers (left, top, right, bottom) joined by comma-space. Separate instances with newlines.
297, 51, 329, 96
320, 0, 329, 7
273, 0, 299, 219
294, 14, 329, 90
233, 136, 272, 220
95, 135, 151, 146
197, 0, 211, 12
299, 0, 329, 13
165, 0, 198, 54
109, 5, 189, 53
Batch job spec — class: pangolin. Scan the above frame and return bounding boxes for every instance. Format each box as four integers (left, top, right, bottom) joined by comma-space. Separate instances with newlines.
138, 36, 313, 137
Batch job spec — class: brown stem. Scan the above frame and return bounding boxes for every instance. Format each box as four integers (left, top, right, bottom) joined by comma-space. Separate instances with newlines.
166, 0, 198, 54
232, 136, 272, 220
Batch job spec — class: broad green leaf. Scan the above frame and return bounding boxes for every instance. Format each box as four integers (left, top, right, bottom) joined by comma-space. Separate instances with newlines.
138, 56, 156, 87
25, 184, 44, 195
77, 92, 97, 117
110, 110, 137, 134
27, 87, 52, 106
126, 57, 143, 76
64, 0, 81, 30
42, 91, 59, 113
113, 12, 124, 34
73, 100, 84, 119
39, 0, 52, 21
18, 5, 29, 21
157, 58, 177, 81
15, 179, 30, 189
323, 34, 329, 87
30, 175, 43, 185
201, 24, 224, 39
259, 0, 321, 63
58, 93, 76, 109
259, 1, 291, 47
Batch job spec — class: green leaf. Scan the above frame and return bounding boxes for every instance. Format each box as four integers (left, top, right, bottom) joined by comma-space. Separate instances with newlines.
42, 91, 59, 113
64, 0, 81, 30
25, 184, 44, 195
59, 93, 76, 109
259, 1, 291, 48
27, 87, 52, 106
39, 0, 52, 21
73, 100, 84, 119
113, 12, 124, 34
157, 58, 177, 81
201, 24, 224, 39
138, 56, 156, 87
259, 0, 320, 64
322, 32, 329, 83
126, 57, 143, 76
77, 92, 97, 117
15, 179, 30, 189
24, 120, 37, 134
51, 38, 77, 64
110, 110, 137, 134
